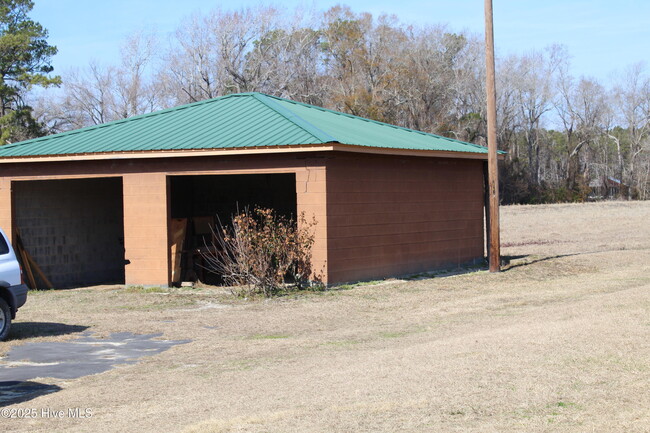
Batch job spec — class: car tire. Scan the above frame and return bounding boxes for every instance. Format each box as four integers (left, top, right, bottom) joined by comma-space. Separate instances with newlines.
0, 297, 11, 341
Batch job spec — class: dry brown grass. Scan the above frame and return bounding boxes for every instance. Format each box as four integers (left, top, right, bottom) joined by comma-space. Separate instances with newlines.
3, 201, 650, 432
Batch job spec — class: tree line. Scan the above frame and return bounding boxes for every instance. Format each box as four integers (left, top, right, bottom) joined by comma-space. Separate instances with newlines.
4, 3, 650, 203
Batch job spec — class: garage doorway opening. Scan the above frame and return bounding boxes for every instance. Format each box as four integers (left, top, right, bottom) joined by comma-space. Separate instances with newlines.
169, 173, 297, 284
12, 177, 125, 288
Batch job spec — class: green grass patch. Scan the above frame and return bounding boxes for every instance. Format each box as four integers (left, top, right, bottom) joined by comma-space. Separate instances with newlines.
246, 333, 290, 340
545, 400, 582, 417
124, 285, 168, 293
404, 264, 488, 281
116, 300, 195, 311
379, 331, 410, 339
323, 339, 362, 348
223, 359, 257, 371
329, 280, 384, 291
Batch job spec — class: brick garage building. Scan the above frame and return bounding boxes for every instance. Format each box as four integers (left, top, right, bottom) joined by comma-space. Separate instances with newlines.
0, 93, 493, 288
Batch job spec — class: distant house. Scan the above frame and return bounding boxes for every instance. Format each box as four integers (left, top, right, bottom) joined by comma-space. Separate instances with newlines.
0, 93, 499, 288
589, 177, 628, 200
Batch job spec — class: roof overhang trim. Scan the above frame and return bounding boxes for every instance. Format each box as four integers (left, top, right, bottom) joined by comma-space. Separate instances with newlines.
0, 142, 497, 164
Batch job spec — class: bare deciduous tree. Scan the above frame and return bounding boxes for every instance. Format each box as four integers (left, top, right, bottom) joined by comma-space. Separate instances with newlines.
28, 4, 650, 201
41, 31, 164, 131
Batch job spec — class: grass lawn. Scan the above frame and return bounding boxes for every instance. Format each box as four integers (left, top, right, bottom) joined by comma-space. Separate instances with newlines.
3, 200, 650, 432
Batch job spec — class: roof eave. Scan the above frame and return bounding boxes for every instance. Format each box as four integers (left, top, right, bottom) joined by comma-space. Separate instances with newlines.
0, 142, 497, 164
330, 143, 496, 160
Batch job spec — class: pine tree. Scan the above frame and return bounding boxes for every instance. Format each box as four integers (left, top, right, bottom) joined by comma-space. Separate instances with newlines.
0, 0, 59, 144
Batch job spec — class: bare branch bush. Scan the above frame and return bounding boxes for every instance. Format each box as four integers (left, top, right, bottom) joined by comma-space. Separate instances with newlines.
201, 207, 317, 297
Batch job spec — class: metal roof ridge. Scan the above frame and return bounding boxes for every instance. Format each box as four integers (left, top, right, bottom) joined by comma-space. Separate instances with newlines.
261, 93, 490, 152
250, 93, 337, 144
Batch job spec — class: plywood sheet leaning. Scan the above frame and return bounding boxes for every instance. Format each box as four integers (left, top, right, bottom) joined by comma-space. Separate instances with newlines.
13, 228, 54, 289
169, 218, 187, 284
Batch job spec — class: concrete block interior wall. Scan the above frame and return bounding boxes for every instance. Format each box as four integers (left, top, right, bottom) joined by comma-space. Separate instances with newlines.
13, 177, 125, 288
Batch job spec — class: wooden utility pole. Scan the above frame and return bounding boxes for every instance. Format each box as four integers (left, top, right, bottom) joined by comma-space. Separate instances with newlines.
484, 0, 501, 271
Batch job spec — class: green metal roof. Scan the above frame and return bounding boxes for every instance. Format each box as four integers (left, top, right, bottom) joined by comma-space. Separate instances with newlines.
0, 92, 489, 158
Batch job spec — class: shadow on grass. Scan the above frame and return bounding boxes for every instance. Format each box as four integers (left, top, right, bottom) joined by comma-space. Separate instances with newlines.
0, 381, 61, 407
8, 322, 90, 341
501, 253, 581, 271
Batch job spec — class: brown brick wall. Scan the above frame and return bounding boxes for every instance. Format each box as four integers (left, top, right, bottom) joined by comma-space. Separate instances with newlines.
0, 178, 11, 241
13, 178, 124, 288
123, 173, 170, 286
296, 166, 328, 282
325, 153, 484, 283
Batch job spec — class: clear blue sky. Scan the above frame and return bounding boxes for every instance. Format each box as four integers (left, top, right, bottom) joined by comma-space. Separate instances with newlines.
31, 0, 650, 84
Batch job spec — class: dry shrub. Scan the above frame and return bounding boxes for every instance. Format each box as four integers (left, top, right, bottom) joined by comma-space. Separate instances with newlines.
202, 207, 317, 297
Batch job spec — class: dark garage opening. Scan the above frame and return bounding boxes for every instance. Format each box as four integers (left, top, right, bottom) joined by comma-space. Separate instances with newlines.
13, 177, 125, 288
169, 173, 297, 284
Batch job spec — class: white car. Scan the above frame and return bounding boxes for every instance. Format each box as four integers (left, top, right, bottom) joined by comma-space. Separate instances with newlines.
0, 228, 28, 340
